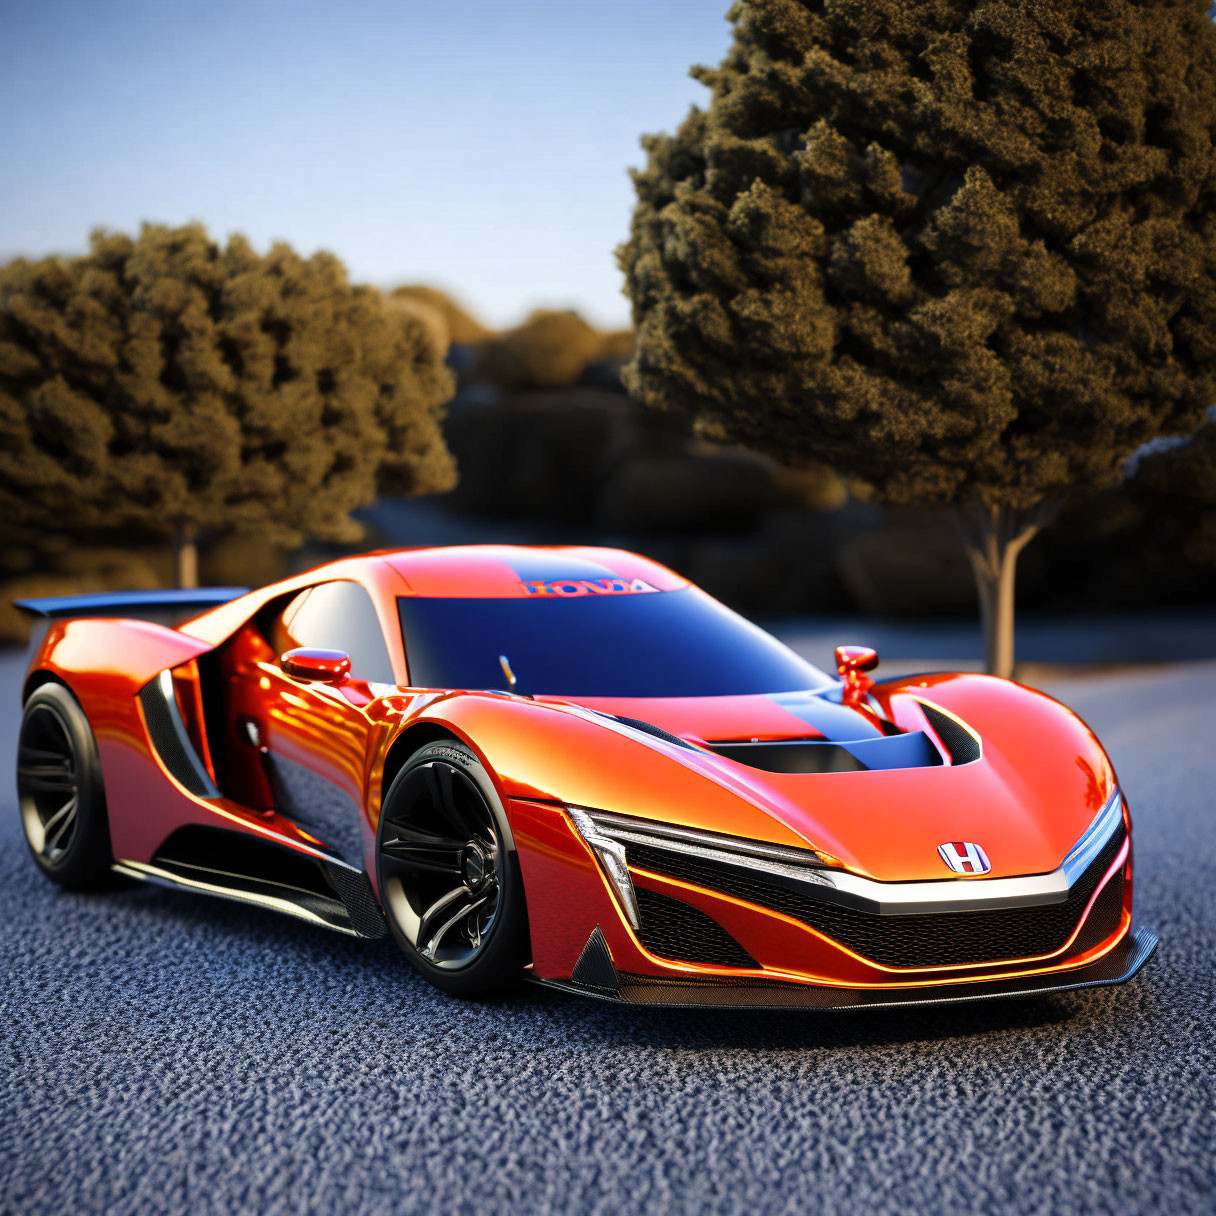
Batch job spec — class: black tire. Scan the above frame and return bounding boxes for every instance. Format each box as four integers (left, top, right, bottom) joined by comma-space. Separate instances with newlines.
16, 681, 113, 888
375, 740, 527, 997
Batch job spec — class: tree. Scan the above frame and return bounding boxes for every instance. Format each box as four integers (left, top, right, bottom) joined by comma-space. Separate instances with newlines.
473, 309, 608, 390
388, 285, 494, 347
0, 224, 456, 586
619, 0, 1216, 676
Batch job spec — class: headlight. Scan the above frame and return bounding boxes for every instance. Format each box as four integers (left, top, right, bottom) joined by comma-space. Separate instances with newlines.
567, 808, 641, 929
567, 806, 833, 933
579, 808, 834, 871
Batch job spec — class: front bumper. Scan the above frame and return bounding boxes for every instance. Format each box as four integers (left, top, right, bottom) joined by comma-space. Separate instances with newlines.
509, 792, 1152, 1010
533, 925, 1159, 1010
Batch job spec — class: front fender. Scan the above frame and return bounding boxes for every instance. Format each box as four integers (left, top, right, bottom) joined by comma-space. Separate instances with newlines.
875, 672, 1119, 814
407, 692, 821, 853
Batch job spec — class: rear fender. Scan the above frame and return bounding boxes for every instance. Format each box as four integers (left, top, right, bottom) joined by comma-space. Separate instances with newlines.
27, 617, 214, 704
25, 616, 353, 868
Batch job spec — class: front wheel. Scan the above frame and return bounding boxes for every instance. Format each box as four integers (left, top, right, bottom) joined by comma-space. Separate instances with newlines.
375, 741, 527, 997
17, 681, 113, 888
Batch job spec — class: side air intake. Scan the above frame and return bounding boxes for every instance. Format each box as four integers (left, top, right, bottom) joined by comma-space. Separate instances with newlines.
138, 671, 219, 798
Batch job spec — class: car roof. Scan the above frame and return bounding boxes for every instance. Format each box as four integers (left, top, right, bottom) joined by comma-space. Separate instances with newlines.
377, 544, 688, 598
179, 544, 689, 653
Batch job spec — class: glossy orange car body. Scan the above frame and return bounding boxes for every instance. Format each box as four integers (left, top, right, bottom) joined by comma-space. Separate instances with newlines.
17, 545, 1155, 1009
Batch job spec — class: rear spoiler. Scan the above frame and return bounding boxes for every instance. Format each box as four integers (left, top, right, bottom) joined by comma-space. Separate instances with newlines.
15, 587, 248, 650
15, 587, 248, 621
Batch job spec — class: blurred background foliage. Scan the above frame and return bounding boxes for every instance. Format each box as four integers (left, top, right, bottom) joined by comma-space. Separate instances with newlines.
0, 224, 455, 620
1, 240, 1214, 645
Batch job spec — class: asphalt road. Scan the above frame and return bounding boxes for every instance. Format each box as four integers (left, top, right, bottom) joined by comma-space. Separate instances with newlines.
0, 647, 1212, 1215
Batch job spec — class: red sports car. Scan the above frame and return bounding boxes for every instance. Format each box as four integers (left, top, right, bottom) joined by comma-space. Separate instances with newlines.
15, 546, 1155, 1008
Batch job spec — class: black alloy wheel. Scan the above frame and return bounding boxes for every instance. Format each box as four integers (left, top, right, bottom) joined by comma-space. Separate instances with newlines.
17, 682, 112, 887
376, 741, 526, 996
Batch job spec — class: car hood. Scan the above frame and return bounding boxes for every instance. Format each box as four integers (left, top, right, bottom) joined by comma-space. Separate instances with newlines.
534, 679, 1118, 883
545, 688, 883, 745
416, 675, 1117, 884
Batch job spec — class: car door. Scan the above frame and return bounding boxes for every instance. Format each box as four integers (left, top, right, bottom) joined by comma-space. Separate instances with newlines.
258, 580, 398, 865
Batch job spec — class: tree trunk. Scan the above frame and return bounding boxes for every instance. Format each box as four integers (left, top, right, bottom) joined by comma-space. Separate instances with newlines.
174, 524, 199, 590
956, 502, 1056, 680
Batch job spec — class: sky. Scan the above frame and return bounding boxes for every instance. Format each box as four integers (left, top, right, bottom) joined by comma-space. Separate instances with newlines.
0, 0, 734, 329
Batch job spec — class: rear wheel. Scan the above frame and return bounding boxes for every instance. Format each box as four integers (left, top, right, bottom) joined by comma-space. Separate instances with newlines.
17, 682, 113, 888
375, 741, 526, 997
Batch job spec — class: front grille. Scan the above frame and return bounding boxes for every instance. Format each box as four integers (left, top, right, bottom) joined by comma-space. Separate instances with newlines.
627, 822, 1126, 969
919, 703, 981, 764
1069, 867, 1125, 956
634, 887, 758, 968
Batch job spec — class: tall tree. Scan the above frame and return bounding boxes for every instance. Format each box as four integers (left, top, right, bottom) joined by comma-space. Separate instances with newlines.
0, 224, 456, 586
620, 0, 1216, 676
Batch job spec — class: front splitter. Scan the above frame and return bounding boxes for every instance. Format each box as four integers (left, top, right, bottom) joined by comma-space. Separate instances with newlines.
531, 926, 1158, 1011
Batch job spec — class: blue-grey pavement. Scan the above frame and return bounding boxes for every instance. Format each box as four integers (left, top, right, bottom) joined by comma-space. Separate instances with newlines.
0, 647, 1212, 1215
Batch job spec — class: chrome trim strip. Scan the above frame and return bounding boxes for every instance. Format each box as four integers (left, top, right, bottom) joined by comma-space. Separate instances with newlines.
112, 859, 361, 936
822, 866, 1070, 915
590, 789, 1126, 917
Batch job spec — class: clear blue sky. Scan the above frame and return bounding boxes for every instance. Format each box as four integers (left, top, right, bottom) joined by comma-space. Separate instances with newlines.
0, 0, 733, 329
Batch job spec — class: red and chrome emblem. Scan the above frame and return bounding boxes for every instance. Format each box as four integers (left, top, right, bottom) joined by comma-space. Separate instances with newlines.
520, 578, 658, 597
937, 841, 991, 875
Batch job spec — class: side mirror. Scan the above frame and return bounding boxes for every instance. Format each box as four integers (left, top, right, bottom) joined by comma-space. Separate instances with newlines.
835, 645, 878, 704
280, 647, 351, 684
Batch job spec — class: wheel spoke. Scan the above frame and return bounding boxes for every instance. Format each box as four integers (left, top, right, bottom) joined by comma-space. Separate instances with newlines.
420, 892, 488, 960
43, 795, 77, 852
423, 762, 481, 840
416, 885, 472, 950
381, 826, 464, 876
17, 749, 74, 794
19, 743, 68, 765
18, 705, 85, 865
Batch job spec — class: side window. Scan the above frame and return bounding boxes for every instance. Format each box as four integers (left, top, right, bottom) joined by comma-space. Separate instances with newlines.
275, 581, 396, 684
271, 589, 312, 657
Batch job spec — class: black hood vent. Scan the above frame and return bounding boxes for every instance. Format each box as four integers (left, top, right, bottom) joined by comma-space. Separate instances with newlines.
919, 703, 982, 765
710, 731, 942, 774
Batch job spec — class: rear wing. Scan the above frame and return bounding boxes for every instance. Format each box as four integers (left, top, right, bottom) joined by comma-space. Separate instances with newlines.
15, 587, 247, 651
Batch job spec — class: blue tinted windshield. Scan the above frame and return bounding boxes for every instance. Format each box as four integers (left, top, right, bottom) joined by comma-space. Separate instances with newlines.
397, 588, 829, 697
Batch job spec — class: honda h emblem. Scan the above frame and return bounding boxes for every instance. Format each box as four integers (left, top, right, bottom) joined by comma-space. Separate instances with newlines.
937, 841, 991, 875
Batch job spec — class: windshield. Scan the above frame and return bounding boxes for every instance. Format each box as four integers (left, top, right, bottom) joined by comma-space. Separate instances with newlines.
397, 587, 830, 697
